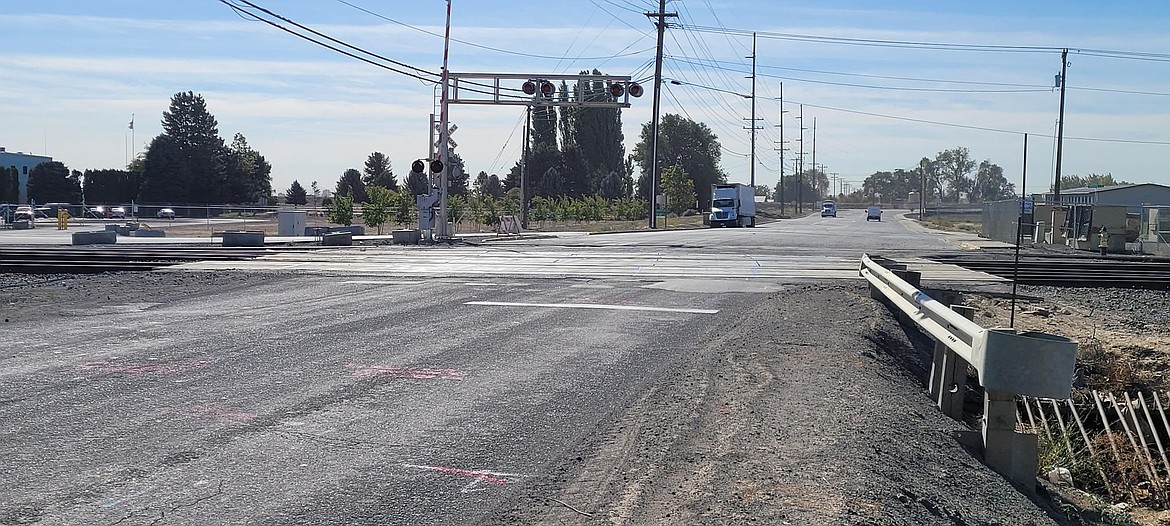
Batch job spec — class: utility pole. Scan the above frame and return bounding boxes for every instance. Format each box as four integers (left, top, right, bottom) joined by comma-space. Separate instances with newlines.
811, 117, 817, 200
521, 106, 530, 229
777, 82, 786, 215
436, 0, 453, 239
796, 104, 804, 214
646, 0, 677, 228
746, 32, 758, 188
1053, 48, 1068, 205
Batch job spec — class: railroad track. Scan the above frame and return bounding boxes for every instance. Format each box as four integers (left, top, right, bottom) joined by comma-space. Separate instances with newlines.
0, 246, 281, 274
930, 254, 1170, 290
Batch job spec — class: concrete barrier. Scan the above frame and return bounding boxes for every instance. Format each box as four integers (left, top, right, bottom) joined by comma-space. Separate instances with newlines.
321, 231, 352, 246
13, 220, 33, 230
392, 229, 420, 245
132, 229, 166, 237
221, 231, 265, 247
72, 231, 118, 245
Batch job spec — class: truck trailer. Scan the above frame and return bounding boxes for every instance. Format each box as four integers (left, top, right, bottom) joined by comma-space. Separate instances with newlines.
708, 183, 756, 227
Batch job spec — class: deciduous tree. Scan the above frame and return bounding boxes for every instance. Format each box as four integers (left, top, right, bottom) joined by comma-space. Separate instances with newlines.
632, 114, 726, 207
659, 164, 695, 215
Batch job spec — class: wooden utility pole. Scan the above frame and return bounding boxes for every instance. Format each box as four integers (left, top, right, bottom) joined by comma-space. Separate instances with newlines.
646, 0, 677, 228
747, 32, 758, 188
1053, 48, 1068, 205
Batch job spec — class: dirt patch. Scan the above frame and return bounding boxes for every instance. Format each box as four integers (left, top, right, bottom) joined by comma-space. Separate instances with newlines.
491, 283, 1059, 525
958, 287, 1170, 394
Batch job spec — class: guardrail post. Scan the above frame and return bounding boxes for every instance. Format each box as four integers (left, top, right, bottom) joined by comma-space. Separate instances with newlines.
930, 305, 973, 420
983, 388, 1037, 492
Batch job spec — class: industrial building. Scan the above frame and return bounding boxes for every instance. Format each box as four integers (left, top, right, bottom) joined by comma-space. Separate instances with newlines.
1033, 183, 1170, 212
0, 147, 53, 203
983, 183, 1170, 255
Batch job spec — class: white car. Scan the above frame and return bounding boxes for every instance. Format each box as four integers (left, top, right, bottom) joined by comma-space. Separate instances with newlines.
866, 206, 882, 222
157, 208, 176, 219
110, 207, 126, 219
14, 206, 35, 221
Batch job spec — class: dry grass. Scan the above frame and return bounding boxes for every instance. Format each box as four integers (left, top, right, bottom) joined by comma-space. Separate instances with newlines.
917, 213, 982, 234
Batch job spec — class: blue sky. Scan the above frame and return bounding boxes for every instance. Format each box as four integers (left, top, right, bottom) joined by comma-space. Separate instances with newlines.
3, 1, 1170, 198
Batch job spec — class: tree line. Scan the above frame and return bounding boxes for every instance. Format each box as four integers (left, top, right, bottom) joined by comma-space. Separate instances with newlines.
848, 147, 1015, 204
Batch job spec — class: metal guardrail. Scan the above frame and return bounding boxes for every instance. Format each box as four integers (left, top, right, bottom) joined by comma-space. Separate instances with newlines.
860, 253, 1079, 491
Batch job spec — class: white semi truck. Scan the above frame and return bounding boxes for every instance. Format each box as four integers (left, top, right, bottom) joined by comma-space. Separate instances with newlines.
708, 183, 756, 227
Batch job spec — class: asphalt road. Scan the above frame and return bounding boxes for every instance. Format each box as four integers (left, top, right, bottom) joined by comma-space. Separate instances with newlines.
0, 211, 1045, 525
1, 275, 761, 525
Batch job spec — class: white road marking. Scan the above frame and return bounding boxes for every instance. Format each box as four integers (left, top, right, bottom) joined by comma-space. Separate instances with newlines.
464, 301, 719, 314
341, 280, 425, 285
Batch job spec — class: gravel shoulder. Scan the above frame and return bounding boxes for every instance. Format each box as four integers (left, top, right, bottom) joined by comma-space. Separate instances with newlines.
491, 282, 1059, 525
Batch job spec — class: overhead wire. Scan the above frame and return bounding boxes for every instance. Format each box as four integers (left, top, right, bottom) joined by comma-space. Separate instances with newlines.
334, 0, 653, 61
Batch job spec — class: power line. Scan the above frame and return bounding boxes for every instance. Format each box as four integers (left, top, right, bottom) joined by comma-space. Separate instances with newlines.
788, 99, 1170, 145
335, 0, 654, 61
682, 24, 1060, 53
230, 0, 437, 78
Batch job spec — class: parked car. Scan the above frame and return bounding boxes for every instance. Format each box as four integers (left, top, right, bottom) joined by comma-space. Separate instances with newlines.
14, 206, 35, 222
866, 206, 882, 221
157, 208, 176, 219
110, 207, 126, 219
820, 201, 837, 217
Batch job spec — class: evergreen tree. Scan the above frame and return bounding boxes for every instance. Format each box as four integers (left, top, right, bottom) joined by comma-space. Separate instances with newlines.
158, 91, 228, 203
599, 171, 626, 199
503, 165, 520, 193
335, 168, 368, 203
139, 134, 189, 203
566, 70, 625, 191
0, 166, 18, 202
27, 161, 81, 203
406, 170, 430, 196
82, 169, 137, 204
226, 133, 272, 203
447, 153, 469, 196
363, 151, 398, 190
285, 180, 308, 206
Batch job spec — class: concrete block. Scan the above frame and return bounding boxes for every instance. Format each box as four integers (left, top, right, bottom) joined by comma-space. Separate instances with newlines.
392, 229, 420, 245
321, 232, 352, 246
13, 220, 33, 230
72, 231, 118, 245
221, 231, 265, 247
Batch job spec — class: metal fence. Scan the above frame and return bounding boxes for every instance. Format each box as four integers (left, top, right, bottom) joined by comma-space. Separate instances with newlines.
981, 198, 1031, 244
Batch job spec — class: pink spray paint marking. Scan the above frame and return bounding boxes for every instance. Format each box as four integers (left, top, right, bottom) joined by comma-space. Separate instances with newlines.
347, 364, 466, 381
82, 360, 211, 375
428, 466, 507, 486
403, 463, 523, 493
